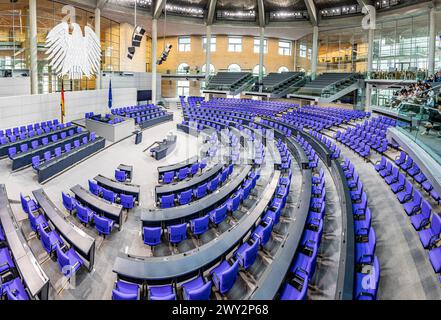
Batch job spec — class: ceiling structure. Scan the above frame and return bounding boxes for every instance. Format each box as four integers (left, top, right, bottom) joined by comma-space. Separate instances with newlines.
64, 0, 435, 40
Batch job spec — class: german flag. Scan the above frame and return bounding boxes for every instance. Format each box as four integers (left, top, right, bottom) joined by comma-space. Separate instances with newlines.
60, 81, 65, 123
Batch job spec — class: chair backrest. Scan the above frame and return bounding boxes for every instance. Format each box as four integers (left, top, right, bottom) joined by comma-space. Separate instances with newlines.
161, 194, 175, 208
431, 213, 441, 233
65, 143, 71, 152
20, 193, 30, 214
103, 189, 116, 202
413, 189, 422, 205
191, 215, 209, 234
406, 181, 413, 194
242, 240, 259, 269
62, 192, 74, 210
55, 147, 61, 157
55, 245, 70, 271
143, 227, 162, 246
76, 204, 89, 221
95, 215, 112, 233
32, 156, 40, 168
115, 170, 126, 182
219, 260, 239, 294
169, 223, 187, 243
120, 194, 134, 209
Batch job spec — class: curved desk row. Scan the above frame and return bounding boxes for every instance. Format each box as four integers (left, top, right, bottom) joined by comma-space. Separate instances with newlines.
11, 131, 89, 171
249, 137, 312, 299
0, 125, 76, 158
36, 137, 105, 183
70, 184, 123, 230
155, 163, 225, 201
0, 184, 49, 299
157, 155, 199, 176
94, 174, 141, 201
142, 165, 252, 227
139, 113, 173, 130
114, 169, 280, 284
32, 188, 96, 271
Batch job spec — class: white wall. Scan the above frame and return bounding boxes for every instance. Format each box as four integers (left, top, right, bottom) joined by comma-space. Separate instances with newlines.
101, 72, 162, 98
0, 88, 137, 129
0, 77, 31, 97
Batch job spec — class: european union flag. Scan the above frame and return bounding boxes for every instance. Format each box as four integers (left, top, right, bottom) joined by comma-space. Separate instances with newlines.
108, 79, 113, 109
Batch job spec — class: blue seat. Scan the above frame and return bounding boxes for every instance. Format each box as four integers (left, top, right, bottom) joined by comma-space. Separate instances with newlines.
177, 167, 189, 181
190, 215, 209, 236
354, 255, 380, 300
40, 227, 64, 254
391, 173, 406, 193
353, 192, 367, 216
168, 223, 187, 244
0, 247, 15, 274
194, 183, 208, 199
76, 203, 94, 225
115, 170, 127, 182
226, 191, 241, 212
160, 194, 175, 208
143, 226, 162, 247
148, 284, 176, 300
55, 245, 84, 276
207, 176, 220, 192
410, 200, 431, 230
404, 189, 422, 216
28, 211, 48, 233
32, 155, 40, 170
234, 239, 259, 270
120, 194, 135, 209
209, 203, 227, 225
88, 180, 102, 196
418, 213, 441, 249
210, 260, 239, 294
290, 241, 318, 279
397, 181, 413, 203
354, 207, 371, 237
177, 189, 193, 205
2, 278, 29, 300
355, 228, 376, 265
162, 171, 175, 184
112, 280, 140, 300
190, 163, 200, 176
251, 217, 274, 247
94, 214, 114, 236
182, 276, 212, 300
102, 189, 117, 203
20, 193, 39, 214
62, 192, 77, 213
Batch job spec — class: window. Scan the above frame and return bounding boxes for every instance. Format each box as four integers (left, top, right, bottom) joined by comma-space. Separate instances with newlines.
253, 38, 268, 54
278, 66, 289, 73
202, 36, 216, 52
228, 64, 241, 72
308, 48, 312, 60
299, 44, 307, 58
228, 37, 242, 52
177, 80, 190, 97
202, 64, 216, 75
178, 37, 191, 52
278, 40, 292, 55
252, 65, 266, 76
177, 63, 190, 74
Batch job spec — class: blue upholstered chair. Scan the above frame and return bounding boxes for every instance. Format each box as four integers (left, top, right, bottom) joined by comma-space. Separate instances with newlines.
143, 227, 162, 248
190, 215, 209, 236
210, 260, 239, 294
115, 170, 127, 182
40, 227, 64, 254
168, 223, 187, 245
182, 276, 212, 300
112, 280, 140, 300
120, 194, 135, 209
234, 239, 259, 270
177, 189, 192, 205
76, 203, 94, 225
55, 244, 84, 276
148, 284, 176, 300
160, 194, 175, 208
62, 192, 77, 213
94, 214, 114, 236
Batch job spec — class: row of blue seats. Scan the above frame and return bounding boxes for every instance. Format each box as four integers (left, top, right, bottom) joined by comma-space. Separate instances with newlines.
31, 132, 96, 170
341, 159, 380, 300
19, 193, 85, 279
8, 126, 82, 159
309, 130, 342, 159
1, 122, 74, 146
280, 168, 325, 300
0, 222, 30, 300
134, 112, 168, 125
374, 156, 441, 275
0, 119, 60, 139
61, 191, 118, 236
296, 135, 319, 169
159, 159, 208, 184
159, 164, 234, 208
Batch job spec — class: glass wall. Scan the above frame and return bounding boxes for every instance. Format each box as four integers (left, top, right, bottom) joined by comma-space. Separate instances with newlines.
372, 14, 429, 76
0, 0, 29, 74
317, 26, 368, 74
0, 0, 121, 94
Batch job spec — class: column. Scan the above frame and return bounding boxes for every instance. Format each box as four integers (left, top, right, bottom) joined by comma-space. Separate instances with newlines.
151, 19, 157, 104
258, 27, 265, 82
311, 26, 318, 80
205, 25, 212, 82
293, 40, 297, 71
29, 0, 38, 94
366, 28, 374, 110
95, 8, 101, 89
428, 8, 436, 75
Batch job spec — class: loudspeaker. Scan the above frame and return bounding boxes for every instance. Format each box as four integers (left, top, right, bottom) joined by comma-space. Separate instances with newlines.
128, 47, 135, 54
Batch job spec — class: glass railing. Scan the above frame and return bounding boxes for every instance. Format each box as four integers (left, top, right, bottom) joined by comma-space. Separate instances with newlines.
394, 102, 441, 164
367, 70, 428, 81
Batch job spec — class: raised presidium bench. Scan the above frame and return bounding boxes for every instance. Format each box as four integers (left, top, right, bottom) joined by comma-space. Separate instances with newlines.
138, 112, 174, 129
155, 162, 224, 202
150, 134, 177, 161
0, 123, 75, 158
10, 128, 88, 171
0, 184, 50, 300
35, 136, 106, 183
94, 174, 141, 202
142, 165, 252, 227
32, 188, 96, 271
113, 169, 280, 284
70, 184, 123, 230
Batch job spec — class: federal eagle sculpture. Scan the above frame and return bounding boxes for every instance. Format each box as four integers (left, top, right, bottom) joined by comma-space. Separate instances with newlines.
45, 21, 101, 80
